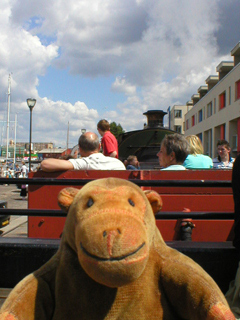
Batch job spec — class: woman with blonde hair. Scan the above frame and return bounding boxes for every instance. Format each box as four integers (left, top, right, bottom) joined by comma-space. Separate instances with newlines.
183, 135, 213, 169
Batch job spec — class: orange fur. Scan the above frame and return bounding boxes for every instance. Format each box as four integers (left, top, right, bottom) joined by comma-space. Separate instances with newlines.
0, 178, 234, 320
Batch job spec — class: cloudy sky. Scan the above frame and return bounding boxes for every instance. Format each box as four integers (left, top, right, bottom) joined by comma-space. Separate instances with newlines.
0, 0, 239, 148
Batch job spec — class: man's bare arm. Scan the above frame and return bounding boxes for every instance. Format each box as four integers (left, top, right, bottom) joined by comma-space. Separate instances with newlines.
109, 151, 117, 158
40, 159, 74, 172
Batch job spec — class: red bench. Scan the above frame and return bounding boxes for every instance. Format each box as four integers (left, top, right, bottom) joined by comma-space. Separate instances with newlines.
28, 170, 234, 241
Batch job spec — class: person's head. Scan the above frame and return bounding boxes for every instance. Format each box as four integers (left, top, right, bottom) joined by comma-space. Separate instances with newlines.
97, 119, 110, 136
157, 133, 190, 168
78, 132, 100, 157
126, 155, 138, 167
216, 139, 231, 161
22, 161, 25, 165
185, 135, 203, 155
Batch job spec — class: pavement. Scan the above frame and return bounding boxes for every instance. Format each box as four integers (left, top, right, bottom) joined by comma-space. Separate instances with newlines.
0, 184, 28, 306
0, 183, 28, 237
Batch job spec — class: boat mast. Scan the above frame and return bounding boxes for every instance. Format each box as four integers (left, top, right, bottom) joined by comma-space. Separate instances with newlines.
14, 113, 17, 164
6, 74, 11, 161
67, 121, 69, 150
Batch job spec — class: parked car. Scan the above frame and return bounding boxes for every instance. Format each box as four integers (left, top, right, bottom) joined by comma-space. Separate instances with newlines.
0, 215, 10, 228
0, 200, 10, 229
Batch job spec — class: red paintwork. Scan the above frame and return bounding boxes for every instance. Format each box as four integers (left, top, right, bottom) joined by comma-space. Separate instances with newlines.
238, 117, 240, 153
28, 170, 234, 241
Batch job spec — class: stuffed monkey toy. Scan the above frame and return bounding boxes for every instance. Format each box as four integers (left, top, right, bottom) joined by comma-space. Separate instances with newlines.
0, 178, 235, 319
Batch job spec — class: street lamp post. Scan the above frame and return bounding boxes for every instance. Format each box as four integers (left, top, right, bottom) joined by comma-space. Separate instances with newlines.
27, 98, 36, 172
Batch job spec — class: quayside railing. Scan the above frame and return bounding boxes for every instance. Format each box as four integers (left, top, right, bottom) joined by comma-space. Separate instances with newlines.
0, 170, 238, 293
0, 176, 234, 220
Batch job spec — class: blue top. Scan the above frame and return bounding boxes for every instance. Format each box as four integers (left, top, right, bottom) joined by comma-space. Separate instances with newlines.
126, 165, 140, 170
183, 154, 213, 169
212, 157, 235, 169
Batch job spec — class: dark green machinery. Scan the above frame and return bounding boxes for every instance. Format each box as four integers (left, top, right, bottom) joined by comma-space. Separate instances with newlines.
118, 110, 176, 169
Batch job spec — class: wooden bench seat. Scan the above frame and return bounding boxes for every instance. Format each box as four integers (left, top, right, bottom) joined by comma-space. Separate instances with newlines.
28, 170, 234, 241
0, 237, 237, 293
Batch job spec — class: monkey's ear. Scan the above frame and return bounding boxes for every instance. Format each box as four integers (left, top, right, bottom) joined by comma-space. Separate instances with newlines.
144, 190, 163, 215
58, 187, 79, 212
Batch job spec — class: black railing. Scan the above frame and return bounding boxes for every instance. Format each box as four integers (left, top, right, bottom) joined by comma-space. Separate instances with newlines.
0, 177, 233, 220
0, 177, 232, 187
0, 208, 234, 219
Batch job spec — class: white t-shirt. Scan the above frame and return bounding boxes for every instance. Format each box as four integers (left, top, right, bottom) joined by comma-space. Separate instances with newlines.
161, 165, 186, 171
68, 153, 126, 170
21, 164, 29, 177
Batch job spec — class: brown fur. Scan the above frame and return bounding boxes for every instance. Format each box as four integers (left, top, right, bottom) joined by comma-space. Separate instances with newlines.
0, 178, 235, 319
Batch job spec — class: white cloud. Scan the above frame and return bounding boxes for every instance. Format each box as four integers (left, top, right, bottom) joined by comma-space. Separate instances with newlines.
0, 0, 239, 147
111, 77, 136, 96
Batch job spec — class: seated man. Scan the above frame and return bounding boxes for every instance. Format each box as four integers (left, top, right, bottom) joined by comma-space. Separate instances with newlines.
212, 139, 235, 169
157, 133, 190, 170
41, 132, 126, 172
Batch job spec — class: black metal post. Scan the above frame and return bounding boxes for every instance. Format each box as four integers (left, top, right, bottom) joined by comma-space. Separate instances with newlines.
29, 107, 33, 172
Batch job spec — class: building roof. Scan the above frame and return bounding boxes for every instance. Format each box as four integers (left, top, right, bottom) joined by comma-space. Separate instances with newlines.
191, 93, 200, 100
216, 61, 234, 73
205, 75, 219, 84
39, 148, 67, 154
198, 85, 208, 93
231, 42, 240, 56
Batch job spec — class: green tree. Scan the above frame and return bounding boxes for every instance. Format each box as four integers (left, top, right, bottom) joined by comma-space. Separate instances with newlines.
110, 122, 125, 139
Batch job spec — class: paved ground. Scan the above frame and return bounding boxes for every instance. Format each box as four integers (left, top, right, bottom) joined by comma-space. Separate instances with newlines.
0, 184, 28, 306
0, 184, 27, 237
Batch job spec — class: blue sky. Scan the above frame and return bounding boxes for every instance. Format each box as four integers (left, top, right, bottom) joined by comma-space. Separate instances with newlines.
38, 67, 126, 113
0, 0, 240, 148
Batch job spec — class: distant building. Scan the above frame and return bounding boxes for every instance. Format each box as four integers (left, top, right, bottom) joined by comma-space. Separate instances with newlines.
1, 145, 25, 158
38, 148, 70, 159
22, 142, 54, 153
169, 102, 193, 134
182, 41, 240, 158
0, 142, 55, 158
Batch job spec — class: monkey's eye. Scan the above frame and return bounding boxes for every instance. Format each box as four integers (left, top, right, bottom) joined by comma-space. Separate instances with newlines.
128, 199, 135, 206
87, 198, 94, 208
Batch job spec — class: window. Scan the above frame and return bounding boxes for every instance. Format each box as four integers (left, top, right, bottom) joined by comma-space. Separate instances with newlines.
229, 86, 231, 105
236, 80, 240, 100
219, 91, 226, 110
214, 98, 216, 113
221, 124, 226, 140
198, 109, 203, 122
186, 119, 189, 130
207, 102, 212, 118
174, 110, 182, 118
191, 115, 195, 127
174, 125, 182, 133
232, 135, 238, 152
205, 130, 212, 157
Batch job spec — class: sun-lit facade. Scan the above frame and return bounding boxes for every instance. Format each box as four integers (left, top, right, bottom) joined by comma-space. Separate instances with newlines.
169, 102, 193, 134
183, 42, 240, 158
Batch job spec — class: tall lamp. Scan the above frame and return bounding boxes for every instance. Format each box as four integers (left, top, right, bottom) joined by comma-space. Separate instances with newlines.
27, 98, 36, 172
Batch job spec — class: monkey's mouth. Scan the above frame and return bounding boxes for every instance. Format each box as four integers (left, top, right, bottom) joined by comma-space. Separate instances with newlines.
80, 242, 145, 262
